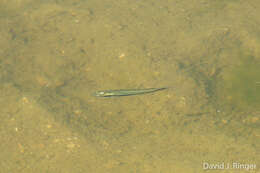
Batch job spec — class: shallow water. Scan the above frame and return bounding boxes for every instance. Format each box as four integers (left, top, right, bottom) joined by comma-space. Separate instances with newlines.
0, 0, 259, 172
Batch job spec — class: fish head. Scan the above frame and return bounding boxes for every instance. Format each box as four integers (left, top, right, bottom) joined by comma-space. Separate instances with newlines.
93, 91, 108, 97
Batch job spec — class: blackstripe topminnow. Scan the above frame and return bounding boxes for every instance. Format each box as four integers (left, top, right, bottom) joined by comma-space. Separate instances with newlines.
94, 87, 167, 97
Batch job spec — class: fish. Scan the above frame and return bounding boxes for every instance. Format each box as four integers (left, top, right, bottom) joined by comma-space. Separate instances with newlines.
94, 87, 167, 97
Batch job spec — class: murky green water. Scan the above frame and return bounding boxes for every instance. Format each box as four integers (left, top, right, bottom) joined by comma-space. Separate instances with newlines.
0, 0, 259, 172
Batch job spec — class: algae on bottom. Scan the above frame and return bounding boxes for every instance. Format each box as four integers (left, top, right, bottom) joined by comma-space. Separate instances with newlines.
218, 55, 260, 111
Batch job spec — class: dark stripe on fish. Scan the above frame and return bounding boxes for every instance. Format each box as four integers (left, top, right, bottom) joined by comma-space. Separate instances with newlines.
94, 87, 167, 97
